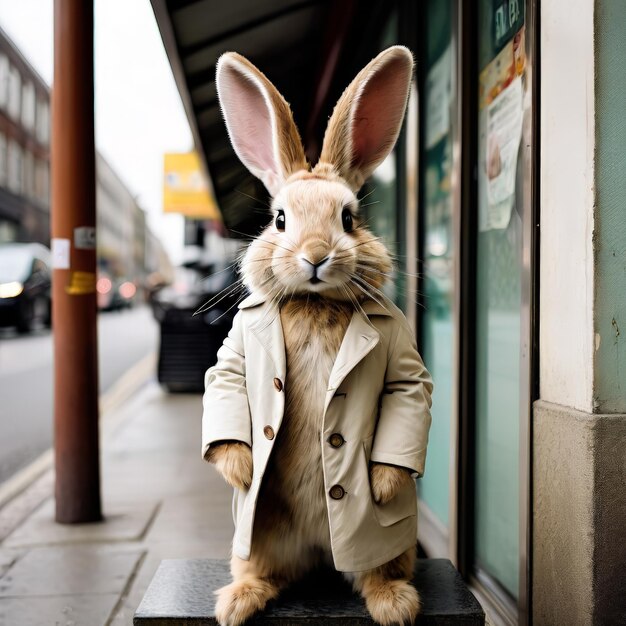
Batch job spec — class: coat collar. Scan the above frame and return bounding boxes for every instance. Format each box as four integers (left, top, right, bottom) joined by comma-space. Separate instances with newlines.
238, 290, 394, 318
242, 290, 393, 400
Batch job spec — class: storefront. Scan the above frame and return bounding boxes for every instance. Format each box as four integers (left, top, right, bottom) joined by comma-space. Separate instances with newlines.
362, 2, 538, 622
155, 1, 626, 622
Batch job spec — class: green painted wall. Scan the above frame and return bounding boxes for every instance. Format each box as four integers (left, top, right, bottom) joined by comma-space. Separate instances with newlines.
594, 0, 626, 413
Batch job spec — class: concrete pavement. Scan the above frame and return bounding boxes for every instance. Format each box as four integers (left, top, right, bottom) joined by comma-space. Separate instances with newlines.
0, 377, 232, 626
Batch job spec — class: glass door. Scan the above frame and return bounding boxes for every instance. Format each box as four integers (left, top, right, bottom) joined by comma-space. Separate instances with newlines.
472, 0, 533, 614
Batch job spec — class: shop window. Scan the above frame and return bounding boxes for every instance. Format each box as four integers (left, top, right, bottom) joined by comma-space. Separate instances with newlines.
21, 81, 36, 131
0, 220, 18, 243
36, 100, 50, 145
7, 140, 23, 194
7, 65, 21, 121
473, 0, 527, 601
0, 54, 8, 109
0, 132, 6, 187
35, 159, 50, 204
411, 0, 535, 619
417, 0, 456, 542
23, 151, 35, 199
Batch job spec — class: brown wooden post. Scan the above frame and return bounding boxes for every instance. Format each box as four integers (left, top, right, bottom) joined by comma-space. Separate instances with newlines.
51, 0, 102, 523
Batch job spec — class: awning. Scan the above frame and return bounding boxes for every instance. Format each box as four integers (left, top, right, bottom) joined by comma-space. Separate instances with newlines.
151, 0, 394, 235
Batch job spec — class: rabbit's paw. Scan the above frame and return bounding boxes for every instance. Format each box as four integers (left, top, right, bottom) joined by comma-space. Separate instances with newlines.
215, 578, 278, 626
370, 463, 412, 505
207, 442, 253, 490
363, 579, 421, 626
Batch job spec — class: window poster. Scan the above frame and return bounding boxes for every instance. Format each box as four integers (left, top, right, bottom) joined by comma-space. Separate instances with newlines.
425, 43, 452, 151
478, 25, 526, 232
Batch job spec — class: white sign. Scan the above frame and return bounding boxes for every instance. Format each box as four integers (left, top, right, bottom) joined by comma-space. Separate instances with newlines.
74, 226, 96, 250
51, 238, 70, 269
479, 76, 524, 231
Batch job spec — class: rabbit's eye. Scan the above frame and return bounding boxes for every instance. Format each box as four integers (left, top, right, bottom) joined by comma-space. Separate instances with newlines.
342, 208, 354, 233
275, 210, 286, 231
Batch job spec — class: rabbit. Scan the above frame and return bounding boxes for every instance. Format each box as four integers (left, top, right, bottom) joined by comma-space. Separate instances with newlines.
202, 45, 433, 626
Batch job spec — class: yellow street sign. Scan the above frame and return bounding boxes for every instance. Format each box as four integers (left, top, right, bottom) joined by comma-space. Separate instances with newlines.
163, 152, 220, 220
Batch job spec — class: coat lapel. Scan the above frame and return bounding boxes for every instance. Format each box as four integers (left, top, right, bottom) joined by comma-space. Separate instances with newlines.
327, 311, 379, 392
248, 303, 286, 383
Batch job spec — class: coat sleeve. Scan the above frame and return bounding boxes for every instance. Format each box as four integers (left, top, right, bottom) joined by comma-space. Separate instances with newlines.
201, 311, 252, 460
370, 318, 433, 478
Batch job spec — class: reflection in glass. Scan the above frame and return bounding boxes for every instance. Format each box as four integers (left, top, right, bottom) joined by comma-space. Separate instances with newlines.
418, 0, 455, 530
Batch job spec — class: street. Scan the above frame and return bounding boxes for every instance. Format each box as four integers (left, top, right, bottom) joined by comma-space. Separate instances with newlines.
0, 305, 159, 485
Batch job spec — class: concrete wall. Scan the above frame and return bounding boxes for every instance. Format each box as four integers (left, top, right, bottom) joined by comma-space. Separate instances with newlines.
535, 1, 626, 623
533, 402, 595, 625
534, 402, 626, 625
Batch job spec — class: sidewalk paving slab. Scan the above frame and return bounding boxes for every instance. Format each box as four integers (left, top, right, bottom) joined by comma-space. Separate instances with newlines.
0, 594, 121, 626
0, 545, 144, 597
0, 550, 22, 580
4, 499, 159, 548
0, 379, 233, 626
0, 472, 53, 543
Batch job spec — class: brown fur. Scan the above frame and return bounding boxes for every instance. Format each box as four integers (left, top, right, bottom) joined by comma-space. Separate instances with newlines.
370, 463, 415, 505
352, 546, 420, 626
206, 442, 253, 491
211, 46, 419, 626
215, 575, 279, 626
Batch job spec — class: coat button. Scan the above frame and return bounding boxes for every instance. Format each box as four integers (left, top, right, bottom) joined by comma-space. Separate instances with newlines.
328, 433, 344, 448
263, 426, 275, 440
273, 377, 283, 392
329, 484, 345, 500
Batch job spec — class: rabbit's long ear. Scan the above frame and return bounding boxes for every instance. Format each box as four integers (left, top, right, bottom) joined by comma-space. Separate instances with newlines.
216, 53, 308, 196
318, 46, 413, 191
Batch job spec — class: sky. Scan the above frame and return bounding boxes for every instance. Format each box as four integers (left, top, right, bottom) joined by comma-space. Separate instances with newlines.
0, 0, 193, 264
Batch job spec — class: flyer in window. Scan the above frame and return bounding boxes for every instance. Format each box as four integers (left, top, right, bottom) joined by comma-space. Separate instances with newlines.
478, 27, 526, 232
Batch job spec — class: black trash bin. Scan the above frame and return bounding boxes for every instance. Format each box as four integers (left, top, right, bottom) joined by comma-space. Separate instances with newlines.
151, 264, 240, 393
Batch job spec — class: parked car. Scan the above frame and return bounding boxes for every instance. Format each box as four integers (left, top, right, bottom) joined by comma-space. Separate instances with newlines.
0, 243, 52, 333
97, 273, 137, 311
150, 262, 240, 392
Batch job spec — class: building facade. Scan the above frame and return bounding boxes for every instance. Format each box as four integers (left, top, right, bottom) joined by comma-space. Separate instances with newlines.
0, 26, 171, 291
0, 26, 50, 245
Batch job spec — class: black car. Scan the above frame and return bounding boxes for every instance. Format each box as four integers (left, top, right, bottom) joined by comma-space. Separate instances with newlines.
0, 243, 52, 333
150, 262, 240, 392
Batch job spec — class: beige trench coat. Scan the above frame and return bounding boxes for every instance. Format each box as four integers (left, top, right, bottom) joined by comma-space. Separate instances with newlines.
202, 293, 433, 572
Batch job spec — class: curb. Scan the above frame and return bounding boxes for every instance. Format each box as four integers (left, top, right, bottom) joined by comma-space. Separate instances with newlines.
0, 351, 157, 511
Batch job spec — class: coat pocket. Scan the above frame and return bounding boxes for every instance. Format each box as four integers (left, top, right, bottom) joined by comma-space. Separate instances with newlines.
364, 438, 417, 528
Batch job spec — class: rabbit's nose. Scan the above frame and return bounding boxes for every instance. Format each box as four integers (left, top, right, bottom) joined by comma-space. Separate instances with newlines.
302, 240, 331, 267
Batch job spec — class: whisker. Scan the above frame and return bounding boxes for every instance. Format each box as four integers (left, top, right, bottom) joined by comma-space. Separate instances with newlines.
340, 236, 385, 254
208, 292, 249, 325
199, 261, 239, 280
254, 238, 297, 254
354, 263, 393, 277
234, 188, 270, 208
257, 284, 288, 331
357, 187, 377, 202
193, 280, 246, 316
350, 276, 390, 313
341, 283, 369, 319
